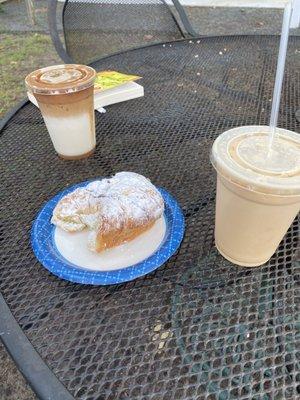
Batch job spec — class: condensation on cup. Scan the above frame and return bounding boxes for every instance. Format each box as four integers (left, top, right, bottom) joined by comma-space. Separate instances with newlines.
211, 125, 300, 267
25, 64, 96, 160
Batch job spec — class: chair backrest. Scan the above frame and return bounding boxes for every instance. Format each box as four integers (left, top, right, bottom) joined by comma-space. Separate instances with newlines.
48, 0, 193, 65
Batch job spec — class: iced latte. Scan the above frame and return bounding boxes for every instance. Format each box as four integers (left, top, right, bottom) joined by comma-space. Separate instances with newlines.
211, 126, 300, 267
25, 64, 96, 159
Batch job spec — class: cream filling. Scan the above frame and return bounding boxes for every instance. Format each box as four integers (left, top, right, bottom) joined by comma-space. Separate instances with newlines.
54, 216, 166, 271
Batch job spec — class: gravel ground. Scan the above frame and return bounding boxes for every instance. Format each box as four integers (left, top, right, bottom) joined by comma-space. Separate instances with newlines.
1, 0, 300, 36
1, 1, 299, 399
0, 0, 63, 32
0, 341, 36, 399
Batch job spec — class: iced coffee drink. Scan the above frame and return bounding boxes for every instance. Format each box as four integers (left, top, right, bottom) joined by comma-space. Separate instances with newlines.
25, 64, 96, 159
211, 126, 300, 267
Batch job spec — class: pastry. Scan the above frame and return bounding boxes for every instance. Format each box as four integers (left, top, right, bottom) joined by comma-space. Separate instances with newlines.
51, 172, 164, 252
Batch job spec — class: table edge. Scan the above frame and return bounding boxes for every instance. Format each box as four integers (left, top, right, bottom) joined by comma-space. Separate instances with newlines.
0, 99, 29, 132
0, 98, 74, 399
0, 294, 75, 400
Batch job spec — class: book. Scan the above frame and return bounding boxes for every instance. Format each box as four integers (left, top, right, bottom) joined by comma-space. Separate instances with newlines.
94, 70, 141, 92
27, 70, 144, 112
27, 81, 144, 112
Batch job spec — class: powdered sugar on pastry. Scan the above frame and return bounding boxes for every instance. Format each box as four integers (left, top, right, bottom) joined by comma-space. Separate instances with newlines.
51, 188, 101, 231
51, 172, 164, 252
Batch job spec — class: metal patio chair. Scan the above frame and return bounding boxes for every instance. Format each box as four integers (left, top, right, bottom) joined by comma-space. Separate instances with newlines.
48, 0, 196, 65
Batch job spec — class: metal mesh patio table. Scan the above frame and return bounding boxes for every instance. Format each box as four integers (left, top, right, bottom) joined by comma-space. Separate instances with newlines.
0, 36, 299, 400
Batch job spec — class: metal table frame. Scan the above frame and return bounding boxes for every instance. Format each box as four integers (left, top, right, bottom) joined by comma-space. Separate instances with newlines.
1, 35, 299, 400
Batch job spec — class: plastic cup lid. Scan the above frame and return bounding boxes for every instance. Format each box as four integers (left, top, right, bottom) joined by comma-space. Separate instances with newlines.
25, 64, 96, 95
211, 125, 300, 196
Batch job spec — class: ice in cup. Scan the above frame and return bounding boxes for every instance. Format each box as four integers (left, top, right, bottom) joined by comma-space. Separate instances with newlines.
25, 64, 96, 159
211, 126, 300, 267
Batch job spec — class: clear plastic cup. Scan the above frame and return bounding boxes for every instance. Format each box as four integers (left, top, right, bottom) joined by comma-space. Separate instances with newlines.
25, 64, 96, 159
211, 125, 300, 267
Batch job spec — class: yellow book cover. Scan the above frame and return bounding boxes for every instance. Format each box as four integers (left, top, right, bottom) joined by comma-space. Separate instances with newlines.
94, 71, 141, 92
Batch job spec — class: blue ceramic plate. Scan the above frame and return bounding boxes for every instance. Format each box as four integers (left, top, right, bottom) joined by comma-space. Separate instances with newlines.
31, 181, 185, 285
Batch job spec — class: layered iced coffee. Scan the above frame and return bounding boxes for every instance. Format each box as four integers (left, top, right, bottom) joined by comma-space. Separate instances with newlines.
211, 126, 300, 267
25, 64, 96, 159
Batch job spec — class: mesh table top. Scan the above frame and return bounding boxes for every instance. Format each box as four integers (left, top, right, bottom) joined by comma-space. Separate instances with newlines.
1, 36, 299, 400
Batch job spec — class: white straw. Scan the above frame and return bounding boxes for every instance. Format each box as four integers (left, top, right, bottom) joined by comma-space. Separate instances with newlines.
269, 1, 293, 150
